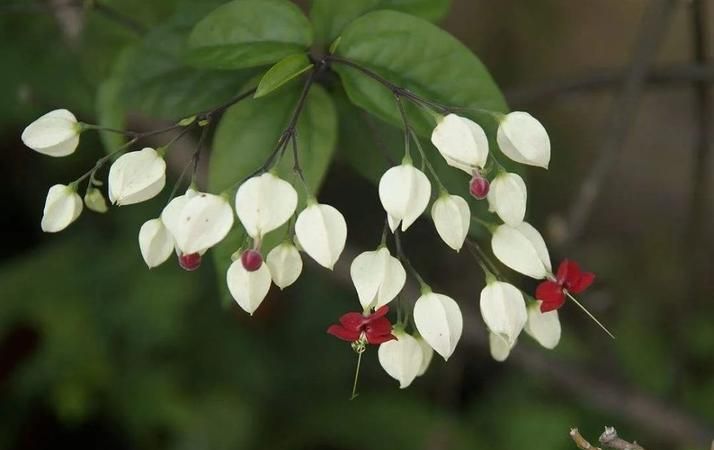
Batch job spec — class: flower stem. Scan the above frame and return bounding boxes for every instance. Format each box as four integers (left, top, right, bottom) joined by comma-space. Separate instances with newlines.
408, 128, 446, 192
350, 350, 363, 400
565, 292, 616, 339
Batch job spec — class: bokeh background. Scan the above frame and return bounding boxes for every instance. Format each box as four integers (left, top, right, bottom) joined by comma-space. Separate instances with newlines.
1, 0, 713, 449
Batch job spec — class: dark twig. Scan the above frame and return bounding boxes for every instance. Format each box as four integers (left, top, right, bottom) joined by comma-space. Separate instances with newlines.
92, 0, 145, 34
599, 427, 646, 450
563, 0, 677, 247
570, 428, 603, 450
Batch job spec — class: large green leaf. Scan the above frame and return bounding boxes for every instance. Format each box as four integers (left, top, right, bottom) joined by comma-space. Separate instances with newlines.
186, 0, 313, 70
310, 0, 451, 45
254, 54, 313, 98
209, 83, 337, 301
333, 10, 507, 138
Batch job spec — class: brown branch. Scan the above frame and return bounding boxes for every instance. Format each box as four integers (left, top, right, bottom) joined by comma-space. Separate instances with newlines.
562, 0, 678, 247
571, 428, 603, 450
599, 427, 646, 450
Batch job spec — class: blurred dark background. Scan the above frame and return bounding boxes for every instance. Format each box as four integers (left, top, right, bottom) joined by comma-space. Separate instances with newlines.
0, 0, 713, 449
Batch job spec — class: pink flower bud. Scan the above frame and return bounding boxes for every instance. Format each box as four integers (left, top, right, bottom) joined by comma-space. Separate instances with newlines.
241, 249, 263, 272
179, 252, 202, 271
469, 175, 490, 199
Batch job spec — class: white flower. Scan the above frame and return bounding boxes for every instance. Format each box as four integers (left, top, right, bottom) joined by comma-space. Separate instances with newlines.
430, 113, 489, 174
525, 303, 561, 349
161, 189, 197, 237
266, 242, 303, 289
41, 184, 82, 232
162, 190, 233, 255
431, 194, 470, 251
489, 332, 515, 362
138, 218, 174, 268
497, 112, 550, 169
491, 222, 552, 279
350, 246, 406, 310
479, 281, 527, 347
413, 291, 463, 361
108, 147, 166, 206
378, 330, 423, 389
227, 260, 272, 315
84, 188, 108, 213
415, 336, 434, 376
378, 163, 431, 232
235, 173, 297, 239
295, 202, 347, 270
487, 172, 527, 226
21, 109, 80, 157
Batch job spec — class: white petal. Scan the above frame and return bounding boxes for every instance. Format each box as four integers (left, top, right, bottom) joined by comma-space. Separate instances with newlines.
491, 222, 551, 279
235, 173, 297, 238
415, 336, 434, 376
430, 114, 489, 173
413, 292, 463, 361
41, 184, 82, 232
160, 189, 197, 238
266, 242, 303, 289
489, 332, 515, 362
174, 193, 234, 254
22, 109, 79, 157
497, 112, 550, 169
108, 148, 166, 206
487, 172, 527, 226
227, 261, 272, 315
350, 247, 406, 310
295, 203, 347, 270
525, 304, 561, 349
378, 164, 431, 232
138, 218, 174, 268
479, 281, 527, 346
378, 331, 423, 389
84, 188, 108, 213
431, 194, 470, 251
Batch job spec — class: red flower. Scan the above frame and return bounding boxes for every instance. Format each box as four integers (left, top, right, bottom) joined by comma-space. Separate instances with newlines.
535, 259, 595, 312
327, 305, 396, 345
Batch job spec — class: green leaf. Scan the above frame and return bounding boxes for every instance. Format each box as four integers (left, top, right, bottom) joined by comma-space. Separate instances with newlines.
310, 0, 380, 44
333, 10, 507, 137
120, 20, 255, 120
254, 54, 313, 98
186, 0, 313, 70
209, 83, 337, 301
380, 0, 451, 22
96, 77, 126, 154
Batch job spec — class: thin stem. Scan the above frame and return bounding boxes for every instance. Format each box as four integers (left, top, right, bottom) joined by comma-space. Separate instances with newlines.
566, 292, 615, 339
394, 229, 429, 291
408, 128, 446, 191
72, 137, 137, 186
465, 239, 502, 280
191, 123, 211, 186
394, 94, 411, 160
350, 351, 363, 400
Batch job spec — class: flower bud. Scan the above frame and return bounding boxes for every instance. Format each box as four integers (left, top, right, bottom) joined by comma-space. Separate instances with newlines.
166, 192, 234, 255
295, 203, 347, 270
525, 303, 561, 349
491, 222, 552, 279
179, 253, 202, 271
489, 332, 515, 362
497, 112, 550, 169
241, 249, 263, 272
487, 172, 527, 225
415, 335, 434, 376
413, 292, 463, 361
235, 173, 297, 239
378, 330, 423, 389
430, 113, 489, 173
84, 187, 108, 213
266, 242, 302, 289
41, 184, 82, 233
469, 173, 490, 199
138, 218, 174, 268
108, 147, 166, 206
431, 194, 470, 252
21, 109, 80, 157
227, 260, 272, 315
350, 246, 406, 310
479, 281, 527, 347
378, 163, 431, 232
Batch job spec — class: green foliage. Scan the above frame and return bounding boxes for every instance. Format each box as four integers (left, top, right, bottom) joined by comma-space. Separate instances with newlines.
186, 0, 313, 70
254, 54, 313, 98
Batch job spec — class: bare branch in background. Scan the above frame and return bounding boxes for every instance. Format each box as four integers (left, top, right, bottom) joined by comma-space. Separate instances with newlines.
562, 0, 677, 247
571, 427, 646, 450
570, 428, 603, 450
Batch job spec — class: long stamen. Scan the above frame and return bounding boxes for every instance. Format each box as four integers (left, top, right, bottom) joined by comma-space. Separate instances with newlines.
350, 350, 364, 400
566, 292, 615, 339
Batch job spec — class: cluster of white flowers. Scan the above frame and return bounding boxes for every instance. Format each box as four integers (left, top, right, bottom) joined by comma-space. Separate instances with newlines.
23, 95, 569, 392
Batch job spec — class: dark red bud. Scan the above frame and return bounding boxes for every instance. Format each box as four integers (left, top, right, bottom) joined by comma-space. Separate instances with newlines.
469, 175, 490, 200
241, 249, 263, 272
179, 252, 202, 271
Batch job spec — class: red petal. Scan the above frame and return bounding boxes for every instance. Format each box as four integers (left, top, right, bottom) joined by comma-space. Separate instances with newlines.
569, 272, 595, 294
368, 305, 390, 321
366, 332, 396, 345
536, 280, 564, 303
539, 296, 565, 312
327, 325, 360, 342
557, 259, 581, 286
339, 312, 364, 331
366, 316, 393, 336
